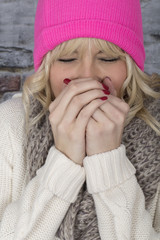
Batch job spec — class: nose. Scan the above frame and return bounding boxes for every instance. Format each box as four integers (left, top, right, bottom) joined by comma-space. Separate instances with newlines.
77, 60, 101, 81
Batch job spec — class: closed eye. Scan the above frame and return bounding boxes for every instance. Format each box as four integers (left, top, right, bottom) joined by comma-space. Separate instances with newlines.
58, 58, 120, 62
99, 58, 120, 62
58, 58, 76, 62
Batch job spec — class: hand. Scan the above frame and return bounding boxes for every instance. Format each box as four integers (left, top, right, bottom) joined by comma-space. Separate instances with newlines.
86, 78, 129, 156
49, 78, 109, 165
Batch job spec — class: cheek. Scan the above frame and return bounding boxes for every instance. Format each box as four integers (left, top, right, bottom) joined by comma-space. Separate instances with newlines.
110, 61, 127, 95
49, 65, 65, 97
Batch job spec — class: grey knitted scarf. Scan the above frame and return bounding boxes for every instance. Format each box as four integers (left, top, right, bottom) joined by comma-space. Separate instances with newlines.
25, 97, 160, 240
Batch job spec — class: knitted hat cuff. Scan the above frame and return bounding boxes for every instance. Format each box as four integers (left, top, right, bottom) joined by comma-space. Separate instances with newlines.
34, 19, 145, 71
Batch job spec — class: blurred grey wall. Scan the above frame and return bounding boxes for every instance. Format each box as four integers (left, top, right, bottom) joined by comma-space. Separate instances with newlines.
0, 0, 160, 102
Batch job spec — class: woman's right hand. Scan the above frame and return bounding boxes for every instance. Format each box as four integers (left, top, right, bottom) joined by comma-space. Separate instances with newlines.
49, 78, 109, 166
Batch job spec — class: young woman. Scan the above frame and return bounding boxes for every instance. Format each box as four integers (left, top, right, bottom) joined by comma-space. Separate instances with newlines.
0, 0, 160, 239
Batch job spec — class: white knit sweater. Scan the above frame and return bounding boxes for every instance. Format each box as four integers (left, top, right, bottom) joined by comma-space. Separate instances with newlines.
0, 95, 159, 240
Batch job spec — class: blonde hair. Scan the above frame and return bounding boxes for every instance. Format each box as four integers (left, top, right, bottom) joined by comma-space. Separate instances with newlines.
23, 38, 160, 135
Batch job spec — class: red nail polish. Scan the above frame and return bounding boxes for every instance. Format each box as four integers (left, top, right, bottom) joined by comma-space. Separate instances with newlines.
100, 96, 108, 101
103, 90, 110, 95
102, 83, 109, 90
63, 78, 71, 84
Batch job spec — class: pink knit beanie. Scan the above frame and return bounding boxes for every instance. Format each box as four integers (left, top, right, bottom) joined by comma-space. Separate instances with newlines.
34, 0, 145, 71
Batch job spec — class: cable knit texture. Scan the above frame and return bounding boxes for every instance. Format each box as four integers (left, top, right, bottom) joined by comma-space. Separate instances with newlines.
0, 95, 160, 239
84, 145, 136, 193
34, 0, 145, 71
122, 97, 160, 203
23, 95, 160, 239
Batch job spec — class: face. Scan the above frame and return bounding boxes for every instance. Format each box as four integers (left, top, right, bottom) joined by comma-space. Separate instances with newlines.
49, 42, 127, 98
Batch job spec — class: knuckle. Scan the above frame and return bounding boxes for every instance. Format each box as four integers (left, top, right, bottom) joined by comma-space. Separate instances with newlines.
116, 111, 125, 123
49, 112, 55, 124
49, 113, 60, 131
48, 102, 54, 113
107, 121, 116, 132
48, 105, 52, 113
57, 122, 66, 134
122, 102, 130, 113
118, 114, 125, 125
113, 110, 126, 126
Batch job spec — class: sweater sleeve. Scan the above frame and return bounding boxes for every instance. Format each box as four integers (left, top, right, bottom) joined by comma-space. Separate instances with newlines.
0, 99, 85, 240
83, 145, 160, 240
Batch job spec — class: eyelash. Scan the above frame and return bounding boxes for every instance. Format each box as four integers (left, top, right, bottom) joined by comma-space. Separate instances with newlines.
58, 58, 119, 62
58, 59, 77, 62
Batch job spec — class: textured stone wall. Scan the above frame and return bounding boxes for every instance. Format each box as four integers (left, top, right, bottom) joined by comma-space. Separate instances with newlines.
0, 0, 38, 102
0, 0, 160, 102
141, 0, 160, 74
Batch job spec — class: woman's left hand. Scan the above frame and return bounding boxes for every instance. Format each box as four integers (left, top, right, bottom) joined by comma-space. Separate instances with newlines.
86, 79, 129, 156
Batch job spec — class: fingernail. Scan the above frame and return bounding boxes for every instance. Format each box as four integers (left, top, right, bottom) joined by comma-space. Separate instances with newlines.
102, 83, 109, 90
63, 78, 71, 84
100, 96, 108, 101
103, 90, 110, 95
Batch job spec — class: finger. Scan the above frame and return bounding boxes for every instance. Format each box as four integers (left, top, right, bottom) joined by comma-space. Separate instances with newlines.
49, 78, 97, 111
61, 89, 109, 123
92, 106, 112, 123
49, 79, 106, 121
106, 95, 130, 115
75, 98, 107, 131
86, 117, 97, 131
49, 86, 68, 113
97, 100, 127, 126
91, 103, 125, 141
49, 78, 109, 113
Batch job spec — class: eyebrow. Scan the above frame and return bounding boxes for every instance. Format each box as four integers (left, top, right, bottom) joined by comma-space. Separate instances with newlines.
71, 50, 104, 54
97, 51, 104, 54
